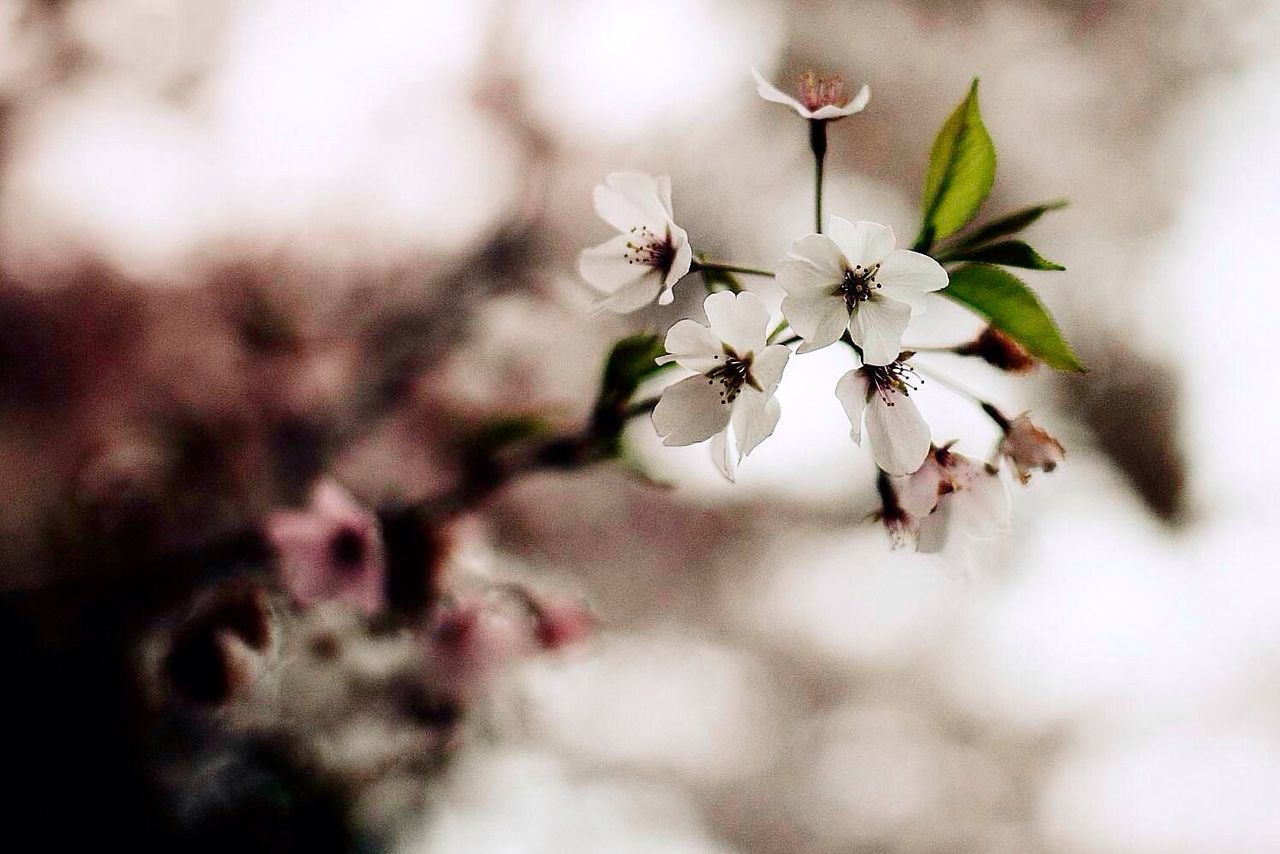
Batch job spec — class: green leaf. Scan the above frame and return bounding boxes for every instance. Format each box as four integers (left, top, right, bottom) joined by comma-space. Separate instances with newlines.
916, 79, 996, 251
942, 264, 1085, 372
945, 199, 1067, 251
938, 239, 1064, 271
598, 333, 671, 409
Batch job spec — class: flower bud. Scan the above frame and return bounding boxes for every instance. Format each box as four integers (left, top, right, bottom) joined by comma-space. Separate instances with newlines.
957, 326, 1036, 373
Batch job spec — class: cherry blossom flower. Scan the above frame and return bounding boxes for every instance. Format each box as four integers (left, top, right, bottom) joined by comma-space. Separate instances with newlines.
579, 171, 693, 312
777, 217, 948, 364
835, 358, 932, 476
1000, 412, 1065, 484
751, 67, 870, 121
264, 479, 386, 615
651, 291, 791, 481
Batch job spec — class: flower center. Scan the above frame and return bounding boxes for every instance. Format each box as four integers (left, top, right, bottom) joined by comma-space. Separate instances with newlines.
705, 349, 755, 405
838, 263, 880, 310
624, 226, 676, 275
865, 361, 920, 407
798, 71, 850, 111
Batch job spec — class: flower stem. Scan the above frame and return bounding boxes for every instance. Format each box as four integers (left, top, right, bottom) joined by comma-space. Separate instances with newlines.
909, 361, 983, 403
621, 397, 660, 420
766, 319, 791, 344
692, 260, 776, 278
809, 119, 828, 233
902, 344, 965, 354
910, 361, 1010, 431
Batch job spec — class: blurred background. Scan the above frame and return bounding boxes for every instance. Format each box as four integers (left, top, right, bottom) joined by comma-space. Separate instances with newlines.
3, 0, 1280, 851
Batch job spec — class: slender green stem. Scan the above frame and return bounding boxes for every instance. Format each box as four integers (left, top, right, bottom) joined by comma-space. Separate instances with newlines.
910, 361, 985, 404
902, 344, 964, 354
809, 120, 828, 234
621, 397, 660, 420
766, 319, 791, 344
909, 361, 1011, 433
814, 156, 825, 233
692, 260, 776, 278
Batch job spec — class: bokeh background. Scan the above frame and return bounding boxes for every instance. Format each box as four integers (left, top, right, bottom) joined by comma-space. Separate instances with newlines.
3, 0, 1280, 851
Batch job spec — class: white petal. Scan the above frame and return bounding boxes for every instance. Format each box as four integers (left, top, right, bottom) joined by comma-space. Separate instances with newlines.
593, 172, 672, 233
731, 387, 782, 458
845, 83, 871, 114
709, 428, 736, 482
662, 226, 694, 293
953, 468, 1012, 540
864, 386, 932, 475
896, 455, 948, 520
704, 290, 769, 355
580, 234, 649, 292
877, 249, 948, 311
652, 374, 733, 446
915, 500, 952, 554
750, 344, 791, 396
779, 234, 846, 294
808, 85, 870, 120
591, 274, 664, 314
828, 218, 895, 268
834, 368, 870, 444
659, 318, 723, 373
781, 292, 847, 352
656, 174, 675, 220
873, 283, 928, 316
751, 67, 812, 117
849, 295, 912, 366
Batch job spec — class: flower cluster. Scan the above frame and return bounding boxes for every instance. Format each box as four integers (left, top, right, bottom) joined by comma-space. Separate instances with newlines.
578, 68, 1081, 553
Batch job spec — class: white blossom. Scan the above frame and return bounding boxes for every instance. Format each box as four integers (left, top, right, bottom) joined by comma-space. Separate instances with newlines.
651, 291, 790, 481
777, 217, 948, 365
1000, 412, 1066, 484
579, 171, 693, 313
835, 359, 932, 476
751, 67, 870, 121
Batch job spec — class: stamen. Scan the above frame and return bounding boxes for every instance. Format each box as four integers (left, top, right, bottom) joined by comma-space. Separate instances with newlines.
865, 361, 921, 407
798, 71, 850, 111
623, 225, 677, 275
837, 263, 881, 311
705, 350, 755, 405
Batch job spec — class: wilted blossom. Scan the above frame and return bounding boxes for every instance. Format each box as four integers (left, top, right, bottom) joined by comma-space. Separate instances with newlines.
777, 218, 948, 364
265, 479, 386, 614
578, 171, 693, 312
915, 446, 1011, 553
751, 67, 870, 120
835, 358, 932, 476
878, 445, 1011, 551
1000, 412, 1066, 484
651, 291, 790, 481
